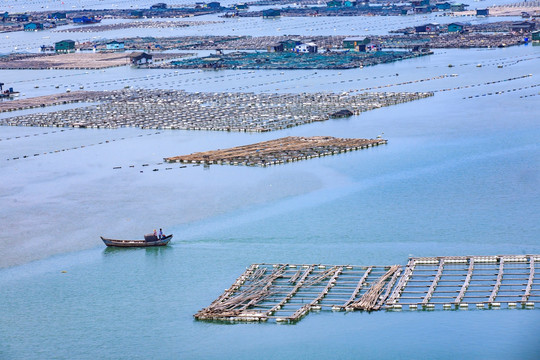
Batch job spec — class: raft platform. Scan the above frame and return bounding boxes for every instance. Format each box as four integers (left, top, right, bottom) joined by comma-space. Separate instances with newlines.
194, 255, 540, 323
164, 136, 387, 167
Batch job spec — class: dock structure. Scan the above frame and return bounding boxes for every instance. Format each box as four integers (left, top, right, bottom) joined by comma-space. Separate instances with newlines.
194, 255, 540, 323
164, 136, 387, 167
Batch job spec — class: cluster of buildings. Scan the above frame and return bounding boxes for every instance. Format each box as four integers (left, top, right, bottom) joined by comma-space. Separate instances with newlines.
412, 20, 537, 35
267, 39, 319, 53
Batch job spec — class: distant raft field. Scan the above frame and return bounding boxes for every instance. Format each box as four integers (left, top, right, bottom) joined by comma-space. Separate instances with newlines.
164, 136, 387, 166
0, 89, 432, 132
166, 50, 431, 70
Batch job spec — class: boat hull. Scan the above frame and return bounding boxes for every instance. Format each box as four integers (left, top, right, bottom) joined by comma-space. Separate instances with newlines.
101, 235, 172, 247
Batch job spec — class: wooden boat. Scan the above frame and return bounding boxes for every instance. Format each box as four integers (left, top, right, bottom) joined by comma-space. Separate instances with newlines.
101, 234, 172, 247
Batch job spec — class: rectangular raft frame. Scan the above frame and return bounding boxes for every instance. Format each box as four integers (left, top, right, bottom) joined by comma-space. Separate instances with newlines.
194, 255, 540, 323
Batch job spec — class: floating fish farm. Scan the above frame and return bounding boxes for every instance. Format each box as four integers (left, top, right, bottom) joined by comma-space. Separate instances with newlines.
194, 254, 540, 323
164, 136, 387, 167
0, 89, 432, 132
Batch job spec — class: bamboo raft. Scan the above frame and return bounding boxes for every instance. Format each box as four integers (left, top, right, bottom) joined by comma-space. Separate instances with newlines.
194, 255, 540, 323
164, 136, 387, 167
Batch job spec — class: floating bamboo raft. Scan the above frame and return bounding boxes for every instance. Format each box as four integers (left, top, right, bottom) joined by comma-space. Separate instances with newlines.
164, 136, 387, 167
194, 255, 540, 323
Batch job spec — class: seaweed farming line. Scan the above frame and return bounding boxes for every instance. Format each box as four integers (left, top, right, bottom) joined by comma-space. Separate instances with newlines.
0, 128, 74, 142
462, 83, 540, 100
194, 255, 540, 323
430, 74, 533, 94
4, 132, 162, 162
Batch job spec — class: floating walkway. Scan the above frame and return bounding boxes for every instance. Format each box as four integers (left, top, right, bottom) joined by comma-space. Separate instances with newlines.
164, 136, 387, 167
194, 255, 540, 323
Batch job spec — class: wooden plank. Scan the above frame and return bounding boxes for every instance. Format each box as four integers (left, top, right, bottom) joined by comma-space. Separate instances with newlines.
455, 258, 474, 304
422, 259, 445, 305
342, 266, 372, 308
266, 265, 314, 316
288, 266, 343, 321
386, 259, 415, 306
521, 257, 535, 304
374, 267, 402, 310
488, 258, 505, 304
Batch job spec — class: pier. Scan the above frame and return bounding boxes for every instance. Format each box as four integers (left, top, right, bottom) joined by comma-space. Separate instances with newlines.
194, 255, 540, 323
165, 136, 387, 167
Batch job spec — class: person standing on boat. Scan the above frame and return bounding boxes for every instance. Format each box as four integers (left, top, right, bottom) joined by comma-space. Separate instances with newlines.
153, 229, 157, 239
159, 228, 164, 239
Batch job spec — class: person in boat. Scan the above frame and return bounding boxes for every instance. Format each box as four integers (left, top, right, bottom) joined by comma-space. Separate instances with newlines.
153, 229, 157, 239
159, 228, 164, 239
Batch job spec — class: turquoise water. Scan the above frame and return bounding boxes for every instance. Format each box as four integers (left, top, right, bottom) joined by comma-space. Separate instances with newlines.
1, 14, 540, 360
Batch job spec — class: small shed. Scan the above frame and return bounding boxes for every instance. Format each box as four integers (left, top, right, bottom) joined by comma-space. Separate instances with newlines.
532, 30, 540, 42
16, 14, 29, 22
511, 21, 536, 33
414, 23, 439, 34
343, 37, 370, 49
150, 3, 167, 9
130, 52, 153, 65
262, 9, 281, 18
476, 8, 489, 16
280, 39, 302, 51
344, 0, 357, 7
447, 22, 465, 32
48, 12, 66, 19
106, 40, 125, 51
207, 2, 221, 8
267, 43, 284, 52
295, 42, 318, 53
450, 3, 468, 12
24, 22, 44, 31
131, 10, 144, 18
235, 3, 249, 10
435, 2, 451, 10
55, 39, 76, 53
327, 0, 343, 7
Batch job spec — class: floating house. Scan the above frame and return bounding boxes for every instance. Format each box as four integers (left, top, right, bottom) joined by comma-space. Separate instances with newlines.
435, 2, 451, 10
262, 9, 281, 18
106, 40, 125, 51
344, 0, 357, 7
343, 37, 370, 49
73, 16, 101, 24
235, 3, 249, 10
55, 39, 76, 53
16, 14, 29, 22
450, 3, 468, 12
295, 42, 318, 53
414, 23, 440, 34
150, 3, 167, 9
532, 30, 540, 42
130, 52, 153, 65
511, 21, 536, 33
48, 12, 66, 19
447, 22, 465, 33
280, 39, 302, 51
24, 22, 44, 31
476, 8, 489, 16
131, 10, 144, 18
207, 2, 221, 8
327, 0, 343, 7
267, 43, 284, 52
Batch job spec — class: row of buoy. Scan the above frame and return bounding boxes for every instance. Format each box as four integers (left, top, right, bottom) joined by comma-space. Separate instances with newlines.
433, 74, 532, 93
5, 131, 161, 161
2, 89, 432, 132
0, 128, 73, 142
462, 83, 540, 99
56, 20, 224, 34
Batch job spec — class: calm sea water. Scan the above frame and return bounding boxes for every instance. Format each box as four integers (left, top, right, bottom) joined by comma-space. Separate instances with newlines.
1, 7, 540, 360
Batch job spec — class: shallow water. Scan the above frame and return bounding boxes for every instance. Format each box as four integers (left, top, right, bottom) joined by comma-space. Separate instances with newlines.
1, 5, 540, 359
